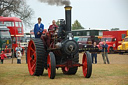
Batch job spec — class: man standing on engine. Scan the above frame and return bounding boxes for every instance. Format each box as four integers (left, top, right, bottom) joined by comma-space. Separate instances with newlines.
48, 20, 58, 31
34, 17, 44, 38
46, 20, 58, 47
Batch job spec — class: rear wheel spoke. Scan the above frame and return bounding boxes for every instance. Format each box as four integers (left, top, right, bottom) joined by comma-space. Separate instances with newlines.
30, 47, 35, 52
30, 57, 32, 61
33, 52, 36, 60
31, 62, 36, 71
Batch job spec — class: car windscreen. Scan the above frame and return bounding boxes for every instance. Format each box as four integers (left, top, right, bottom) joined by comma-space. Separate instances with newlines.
0, 30, 11, 38
17, 37, 26, 42
78, 37, 88, 41
78, 38, 82, 41
101, 38, 112, 42
83, 38, 88, 41
124, 38, 128, 42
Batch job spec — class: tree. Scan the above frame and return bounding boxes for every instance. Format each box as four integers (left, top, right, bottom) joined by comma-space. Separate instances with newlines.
111, 28, 120, 31
56, 20, 60, 26
0, 0, 34, 27
72, 20, 84, 30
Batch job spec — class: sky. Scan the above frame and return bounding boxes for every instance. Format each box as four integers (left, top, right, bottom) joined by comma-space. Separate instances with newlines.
26, 0, 128, 32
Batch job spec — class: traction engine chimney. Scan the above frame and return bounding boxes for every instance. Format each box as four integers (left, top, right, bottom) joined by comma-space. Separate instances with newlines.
64, 6, 72, 32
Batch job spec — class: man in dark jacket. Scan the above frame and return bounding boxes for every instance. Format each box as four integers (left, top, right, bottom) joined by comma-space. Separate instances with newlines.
34, 17, 44, 38
91, 42, 98, 64
102, 41, 110, 64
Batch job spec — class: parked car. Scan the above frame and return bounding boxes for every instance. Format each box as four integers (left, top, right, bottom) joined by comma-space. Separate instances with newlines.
74, 37, 79, 41
77, 36, 99, 52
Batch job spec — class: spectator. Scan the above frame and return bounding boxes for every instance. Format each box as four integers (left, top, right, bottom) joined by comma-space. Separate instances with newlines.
91, 42, 98, 64
34, 17, 44, 38
102, 41, 110, 64
15, 43, 22, 64
0, 51, 7, 64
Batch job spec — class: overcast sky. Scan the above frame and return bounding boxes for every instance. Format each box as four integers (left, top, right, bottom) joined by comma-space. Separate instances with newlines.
26, 0, 128, 32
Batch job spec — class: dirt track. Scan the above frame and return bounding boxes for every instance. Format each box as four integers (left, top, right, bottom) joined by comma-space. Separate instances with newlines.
0, 53, 128, 85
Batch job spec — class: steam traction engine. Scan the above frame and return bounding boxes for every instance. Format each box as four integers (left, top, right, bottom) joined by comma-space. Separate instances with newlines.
27, 6, 92, 79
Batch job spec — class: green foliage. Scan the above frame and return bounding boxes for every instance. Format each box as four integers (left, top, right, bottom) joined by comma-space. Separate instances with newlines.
56, 20, 60, 26
72, 20, 84, 30
0, 0, 34, 27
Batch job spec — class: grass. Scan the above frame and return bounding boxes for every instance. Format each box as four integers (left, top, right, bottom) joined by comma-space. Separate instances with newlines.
0, 54, 128, 85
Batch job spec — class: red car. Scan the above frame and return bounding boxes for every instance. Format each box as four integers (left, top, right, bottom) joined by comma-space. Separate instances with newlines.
77, 36, 99, 52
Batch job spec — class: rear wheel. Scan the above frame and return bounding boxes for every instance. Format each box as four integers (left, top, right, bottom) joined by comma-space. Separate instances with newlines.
62, 53, 79, 75
27, 39, 47, 76
82, 51, 92, 78
47, 52, 56, 79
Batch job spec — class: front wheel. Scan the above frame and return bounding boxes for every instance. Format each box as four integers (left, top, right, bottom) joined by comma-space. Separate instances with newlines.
47, 52, 56, 79
82, 51, 92, 78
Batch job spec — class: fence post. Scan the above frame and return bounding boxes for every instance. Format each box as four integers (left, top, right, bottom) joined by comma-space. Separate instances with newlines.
12, 47, 14, 64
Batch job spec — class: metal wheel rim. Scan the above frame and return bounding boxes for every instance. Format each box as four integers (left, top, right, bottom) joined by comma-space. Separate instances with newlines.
27, 40, 36, 75
47, 54, 51, 78
82, 53, 87, 77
